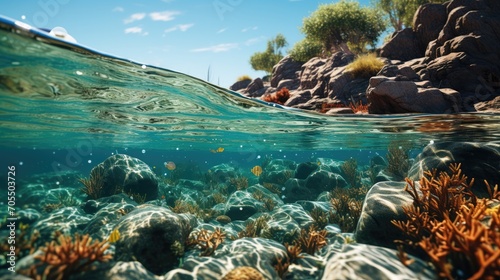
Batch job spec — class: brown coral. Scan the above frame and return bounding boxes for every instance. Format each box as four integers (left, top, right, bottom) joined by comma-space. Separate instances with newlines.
23, 233, 112, 280
294, 225, 327, 255
392, 163, 500, 280
187, 227, 226, 256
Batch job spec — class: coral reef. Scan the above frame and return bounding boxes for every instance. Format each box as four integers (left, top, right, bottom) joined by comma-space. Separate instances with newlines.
22, 233, 112, 280
392, 163, 500, 279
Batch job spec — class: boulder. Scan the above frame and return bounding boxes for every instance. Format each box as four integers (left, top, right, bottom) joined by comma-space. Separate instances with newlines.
379, 28, 421, 61
243, 77, 264, 95
412, 3, 448, 54
407, 141, 500, 197
229, 79, 251, 91
270, 56, 302, 88
95, 154, 158, 201
114, 205, 196, 275
354, 181, 413, 250
367, 76, 461, 113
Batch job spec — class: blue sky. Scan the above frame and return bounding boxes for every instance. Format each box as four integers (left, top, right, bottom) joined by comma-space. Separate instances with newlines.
2, 0, 373, 87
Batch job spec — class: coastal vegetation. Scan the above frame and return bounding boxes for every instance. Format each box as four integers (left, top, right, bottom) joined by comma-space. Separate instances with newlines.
249, 33, 288, 74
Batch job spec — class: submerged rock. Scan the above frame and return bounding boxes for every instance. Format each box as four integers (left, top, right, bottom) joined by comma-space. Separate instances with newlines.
408, 141, 500, 197
114, 205, 196, 275
354, 181, 412, 250
95, 154, 158, 201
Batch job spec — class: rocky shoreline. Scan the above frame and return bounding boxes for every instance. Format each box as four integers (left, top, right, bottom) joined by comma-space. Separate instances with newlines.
231, 0, 500, 114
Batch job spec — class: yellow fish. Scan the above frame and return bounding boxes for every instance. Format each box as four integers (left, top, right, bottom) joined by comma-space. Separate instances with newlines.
210, 147, 225, 153
251, 165, 263, 176
108, 228, 120, 243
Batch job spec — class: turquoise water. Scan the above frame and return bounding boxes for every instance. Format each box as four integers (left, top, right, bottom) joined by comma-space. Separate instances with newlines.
0, 15, 499, 279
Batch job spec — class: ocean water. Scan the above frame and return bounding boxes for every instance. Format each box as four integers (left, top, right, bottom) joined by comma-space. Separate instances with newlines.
0, 15, 499, 279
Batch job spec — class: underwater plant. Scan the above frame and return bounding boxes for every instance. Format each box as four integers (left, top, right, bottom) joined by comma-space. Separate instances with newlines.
329, 187, 365, 232
309, 207, 329, 229
385, 141, 412, 181
228, 175, 249, 191
341, 158, 362, 188
0, 224, 38, 261
392, 163, 500, 280
79, 166, 105, 199
236, 215, 270, 239
22, 233, 112, 280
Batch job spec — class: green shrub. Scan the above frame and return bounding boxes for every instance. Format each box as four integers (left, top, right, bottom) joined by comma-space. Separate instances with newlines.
288, 38, 324, 63
345, 53, 385, 79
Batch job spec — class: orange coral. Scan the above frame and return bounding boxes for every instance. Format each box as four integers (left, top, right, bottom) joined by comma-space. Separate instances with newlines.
23, 233, 112, 280
392, 163, 500, 280
262, 87, 290, 105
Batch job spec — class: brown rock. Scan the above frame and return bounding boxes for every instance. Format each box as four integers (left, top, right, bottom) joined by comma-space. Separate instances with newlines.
270, 55, 302, 88
367, 76, 461, 113
243, 77, 263, 95
413, 3, 447, 54
229, 79, 251, 91
379, 28, 421, 61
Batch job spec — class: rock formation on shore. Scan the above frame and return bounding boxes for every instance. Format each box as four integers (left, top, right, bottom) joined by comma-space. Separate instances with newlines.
231, 0, 500, 114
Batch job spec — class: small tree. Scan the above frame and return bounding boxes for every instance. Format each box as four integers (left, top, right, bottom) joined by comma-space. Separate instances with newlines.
376, 0, 448, 31
301, 0, 385, 54
250, 34, 288, 74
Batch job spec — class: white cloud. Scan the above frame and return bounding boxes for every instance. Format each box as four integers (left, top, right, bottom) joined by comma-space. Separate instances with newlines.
217, 28, 227, 34
124, 13, 146, 24
149, 10, 181, 21
113, 6, 124, 12
245, 36, 264, 46
241, 26, 258, 32
178, 23, 194, 31
191, 43, 238, 53
164, 23, 194, 33
124, 27, 147, 35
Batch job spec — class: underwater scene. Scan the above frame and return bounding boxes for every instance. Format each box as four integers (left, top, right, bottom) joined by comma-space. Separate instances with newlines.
1, 15, 500, 280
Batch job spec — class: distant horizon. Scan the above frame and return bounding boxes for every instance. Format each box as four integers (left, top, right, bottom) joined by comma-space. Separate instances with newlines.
2, 0, 377, 88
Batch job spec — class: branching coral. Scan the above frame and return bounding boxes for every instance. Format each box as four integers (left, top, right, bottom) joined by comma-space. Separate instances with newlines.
23, 233, 112, 280
79, 166, 105, 199
392, 163, 500, 280
187, 228, 226, 257
294, 225, 327, 255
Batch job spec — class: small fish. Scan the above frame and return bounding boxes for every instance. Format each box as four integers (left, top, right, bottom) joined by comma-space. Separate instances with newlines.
108, 228, 120, 243
210, 147, 224, 153
165, 161, 176, 170
317, 161, 321, 166
251, 165, 263, 176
